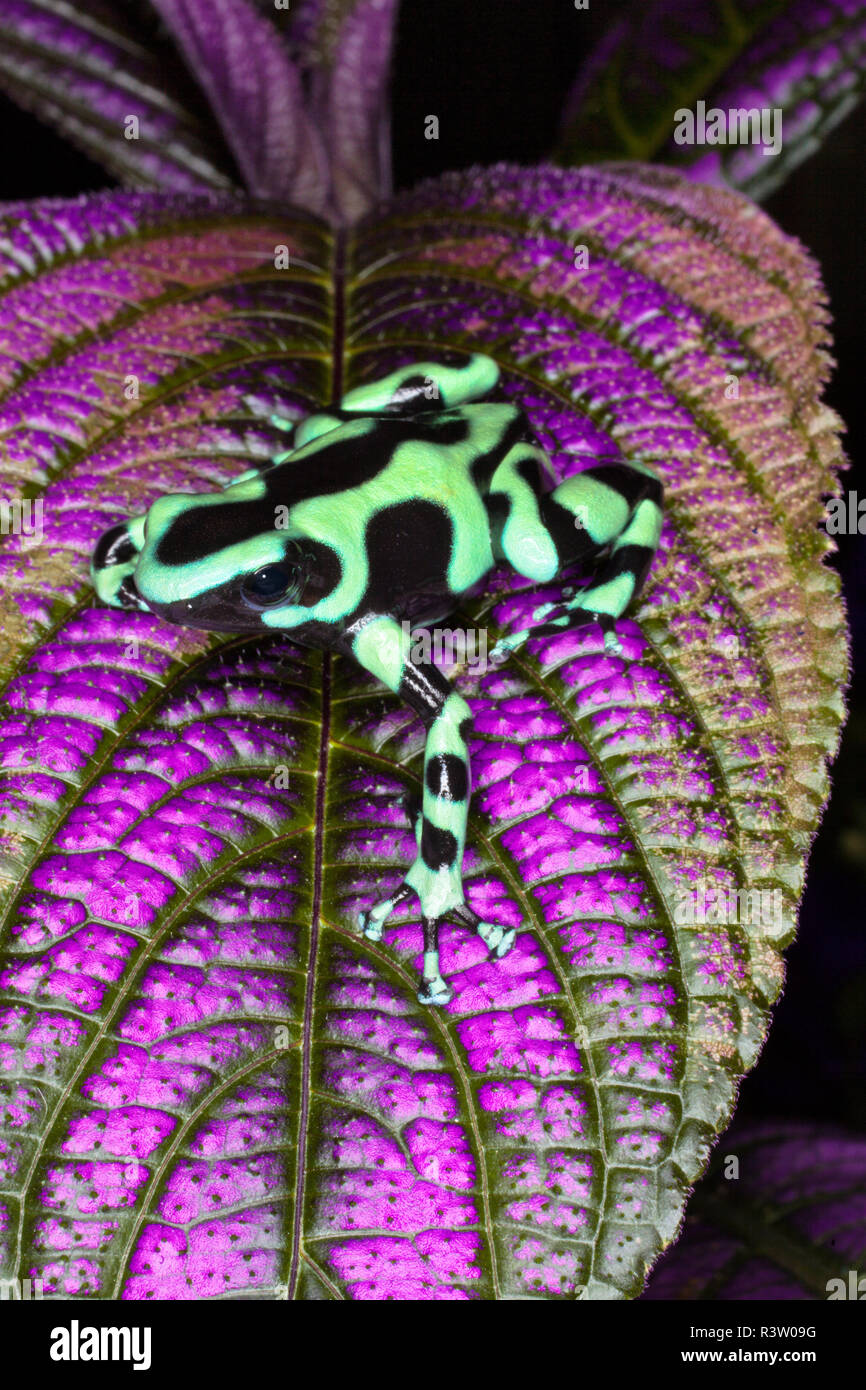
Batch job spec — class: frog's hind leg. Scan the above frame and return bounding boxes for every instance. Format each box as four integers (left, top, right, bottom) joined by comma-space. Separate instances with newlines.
352, 614, 515, 1006
392, 789, 516, 973
271, 355, 501, 462
90, 514, 150, 611
533, 463, 663, 648
360, 657, 472, 1006
489, 457, 663, 660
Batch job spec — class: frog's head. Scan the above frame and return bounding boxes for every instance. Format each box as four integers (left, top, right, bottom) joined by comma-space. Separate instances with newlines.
93, 486, 319, 633
139, 491, 313, 631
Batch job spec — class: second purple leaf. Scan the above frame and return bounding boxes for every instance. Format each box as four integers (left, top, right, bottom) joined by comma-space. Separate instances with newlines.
643, 1121, 866, 1299
150, 0, 329, 209
282, 0, 400, 219
0, 0, 238, 191
557, 0, 866, 201
0, 0, 402, 220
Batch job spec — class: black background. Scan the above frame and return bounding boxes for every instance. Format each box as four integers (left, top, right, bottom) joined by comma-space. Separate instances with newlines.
0, 0, 862, 1131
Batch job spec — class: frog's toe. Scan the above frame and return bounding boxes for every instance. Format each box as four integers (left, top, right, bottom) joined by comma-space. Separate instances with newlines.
591, 613, 625, 656
531, 600, 559, 624
477, 921, 516, 959
417, 975, 453, 1007
452, 904, 517, 960
357, 904, 385, 942
358, 884, 413, 942
490, 629, 530, 664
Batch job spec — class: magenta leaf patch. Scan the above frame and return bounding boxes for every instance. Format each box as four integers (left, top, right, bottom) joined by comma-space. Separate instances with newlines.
557, 0, 866, 200
0, 166, 848, 1299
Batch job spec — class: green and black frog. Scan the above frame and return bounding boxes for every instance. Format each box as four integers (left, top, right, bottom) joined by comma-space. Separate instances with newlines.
92, 355, 663, 1005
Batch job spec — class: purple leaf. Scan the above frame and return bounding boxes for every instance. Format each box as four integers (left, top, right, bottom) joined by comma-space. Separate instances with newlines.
0, 0, 239, 191
150, 0, 329, 209
0, 165, 848, 1299
557, 0, 866, 200
0, 0, 402, 220
643, 1122, 866, 1299
288, 0, 399, 219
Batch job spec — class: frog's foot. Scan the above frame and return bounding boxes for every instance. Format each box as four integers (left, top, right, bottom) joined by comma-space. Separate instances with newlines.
491, 592, 625, 664
451, 902, 517, 960
525, 600, 626, 657
91, 519, 150, 612
359, 872, 517, 1006
358, 882, 454, 1005
358, 883, 413, 943
417, 943, 454, 1008
588, 612, 626, 656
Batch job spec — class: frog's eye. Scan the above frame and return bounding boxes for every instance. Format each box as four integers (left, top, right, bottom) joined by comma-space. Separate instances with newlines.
241, 564, 296, 608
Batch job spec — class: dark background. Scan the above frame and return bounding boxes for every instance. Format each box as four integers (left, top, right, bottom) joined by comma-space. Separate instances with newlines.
0, 0, 862, 1128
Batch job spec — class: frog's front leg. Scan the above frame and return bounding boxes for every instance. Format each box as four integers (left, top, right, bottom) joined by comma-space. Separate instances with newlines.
488, 456, 664, 662
351, 614, 514, 1006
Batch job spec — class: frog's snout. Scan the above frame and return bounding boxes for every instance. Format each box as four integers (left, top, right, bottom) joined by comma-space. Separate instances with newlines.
143, 596, 199, 626
91, 519, 152, 612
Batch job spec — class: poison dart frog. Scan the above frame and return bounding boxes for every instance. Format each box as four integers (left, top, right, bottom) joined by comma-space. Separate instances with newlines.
91, 355, 663, 1005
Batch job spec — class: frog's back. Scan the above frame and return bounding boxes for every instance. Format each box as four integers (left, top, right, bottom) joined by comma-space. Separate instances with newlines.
250, 401, 530, 619
259, 402, 526, 510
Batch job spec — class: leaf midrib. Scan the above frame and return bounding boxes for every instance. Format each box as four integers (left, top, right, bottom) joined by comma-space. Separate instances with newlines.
285, 223, 348, 1299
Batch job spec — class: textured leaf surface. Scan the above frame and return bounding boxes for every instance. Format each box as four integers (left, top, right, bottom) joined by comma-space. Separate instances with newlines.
557, 0, 866, 200
281, 0, 399, 220
0, 165, 848, 1300
643, 1122, 866, 1298
150, 0, 329, 210
0, 0, 239, 191
0, 0, 400, 220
